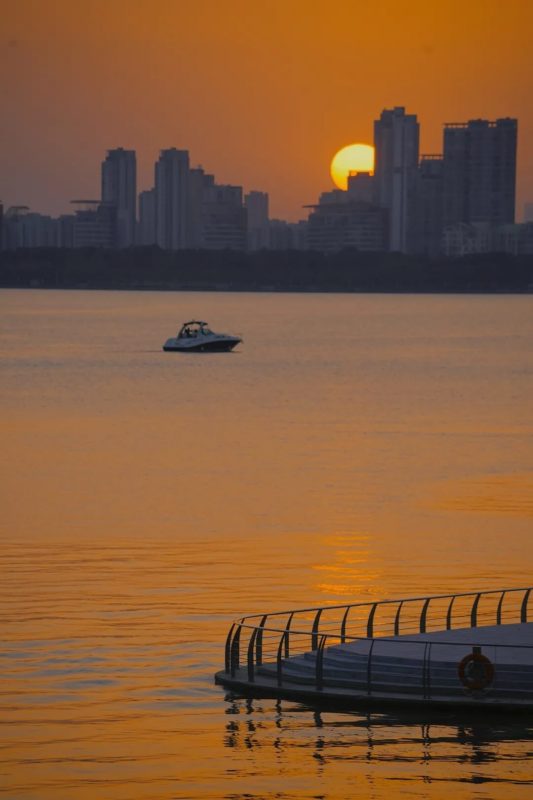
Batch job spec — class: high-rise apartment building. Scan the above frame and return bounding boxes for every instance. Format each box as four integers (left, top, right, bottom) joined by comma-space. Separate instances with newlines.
138, 189, 156, 246
187, 167, 211, 248
442, 118, 517, 228
202, 183, 247, 250
373, 106, 419, 253
101, 148, 136, 247
244, 191, 269, 250
154, 149, 190, 250
413, 155, 444, 257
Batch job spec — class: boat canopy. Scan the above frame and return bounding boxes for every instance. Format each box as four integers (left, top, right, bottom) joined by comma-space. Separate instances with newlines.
177, 320, 213, 338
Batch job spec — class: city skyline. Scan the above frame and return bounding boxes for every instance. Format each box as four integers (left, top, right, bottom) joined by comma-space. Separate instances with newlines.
3, 108, 531, 258
2, 1, 533, 221
1, 110, 529, 226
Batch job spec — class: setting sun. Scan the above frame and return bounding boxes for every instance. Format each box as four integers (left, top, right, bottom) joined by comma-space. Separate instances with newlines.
330, 143, 375, 190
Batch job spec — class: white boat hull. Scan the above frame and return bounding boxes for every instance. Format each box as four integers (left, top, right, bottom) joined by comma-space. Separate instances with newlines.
163, 335, 240, 352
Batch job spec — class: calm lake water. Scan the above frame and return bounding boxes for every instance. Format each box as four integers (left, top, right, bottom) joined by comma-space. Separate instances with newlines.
1, 289, 532, 799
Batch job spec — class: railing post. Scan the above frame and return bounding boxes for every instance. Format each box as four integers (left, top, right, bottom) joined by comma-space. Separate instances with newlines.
284, 612, 294, 658
496, 590, 506, 624
521, 589, 531, 623
340, 607, 350, 643
366, 639, 375, 696
276, 631, 288, 687
311, 608, 322, 651
367, 603, 377, 638
422, 642, 432, 699
225, 623, 235, 673
316, 635, 327, 690
256, 615, 267, 665
446, 595, 456, 630
247, 628, 258, 682
420, 598, 431, 633
394, 601, 404, 636
471, 592, 481, 628
230, 624, 242, 677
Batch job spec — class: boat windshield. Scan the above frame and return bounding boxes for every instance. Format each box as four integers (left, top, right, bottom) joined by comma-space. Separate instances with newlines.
178, 321, 211, 338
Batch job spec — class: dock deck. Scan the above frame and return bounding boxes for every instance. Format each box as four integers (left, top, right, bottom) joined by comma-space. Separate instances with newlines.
215, 588, 533, 711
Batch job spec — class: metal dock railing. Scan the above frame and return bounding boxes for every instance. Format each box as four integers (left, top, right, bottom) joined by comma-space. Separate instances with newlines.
216, 587, 533, 709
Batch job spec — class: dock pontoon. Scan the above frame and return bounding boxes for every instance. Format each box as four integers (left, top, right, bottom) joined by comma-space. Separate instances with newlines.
215, 587, 533, 711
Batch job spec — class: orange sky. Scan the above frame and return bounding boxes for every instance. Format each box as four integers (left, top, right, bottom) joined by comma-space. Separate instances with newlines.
2, 0, 532, 221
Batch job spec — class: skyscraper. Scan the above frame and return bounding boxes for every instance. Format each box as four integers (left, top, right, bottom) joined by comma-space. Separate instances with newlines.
413, 155, 444, 257
101, 148, 136, 247
187, 167, 210, 248
442, 118, 517, 228
373, 106, 419, 253
244, 191, 269, 250
138, 189, 156, 246
154, 148, 190, 250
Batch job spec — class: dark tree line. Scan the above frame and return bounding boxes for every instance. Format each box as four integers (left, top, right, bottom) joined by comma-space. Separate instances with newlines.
1, 246, 532, 293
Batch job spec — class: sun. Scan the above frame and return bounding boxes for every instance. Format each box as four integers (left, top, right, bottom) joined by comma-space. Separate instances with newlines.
330, 143, 375, 190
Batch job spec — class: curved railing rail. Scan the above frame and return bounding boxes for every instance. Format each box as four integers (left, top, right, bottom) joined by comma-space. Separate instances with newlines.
223, 587, 533, 700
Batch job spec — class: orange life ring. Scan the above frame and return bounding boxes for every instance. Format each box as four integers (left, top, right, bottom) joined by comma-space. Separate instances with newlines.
458, 651, 494, 690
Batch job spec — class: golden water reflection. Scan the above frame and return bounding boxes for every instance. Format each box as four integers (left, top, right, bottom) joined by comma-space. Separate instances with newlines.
1, 290, 532, 798
222, 698, 533, 798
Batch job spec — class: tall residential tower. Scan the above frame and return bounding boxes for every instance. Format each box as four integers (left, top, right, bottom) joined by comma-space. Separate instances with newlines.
101, 148, 137, 247
154, 148, 190, 250
373, 106, 419, 253
442, 118, 517, 228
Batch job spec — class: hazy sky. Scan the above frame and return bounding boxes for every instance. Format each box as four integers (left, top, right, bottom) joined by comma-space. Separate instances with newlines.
2, 0, 532, 221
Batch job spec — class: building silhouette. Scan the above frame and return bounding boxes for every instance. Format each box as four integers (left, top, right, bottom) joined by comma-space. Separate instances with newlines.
57, 214, 75, 248
185, 167, 206, 248
305, 170, 385, 253
494, 222, 533, 254
306, 200, 387, 253
373, 107, 419, 253
1, 206, 59, 248
201, 181, 246, 250
154, 148, 190, 250
268, 219, 307, 250
138, 189, 156, 246
413, 155, 444, 257
71, 201, 117, 248
1, 112, 523, 258
442, 118, 517, 229
101, 148, 136, 247
346, 172, 374, 203
245, 191, 269, 250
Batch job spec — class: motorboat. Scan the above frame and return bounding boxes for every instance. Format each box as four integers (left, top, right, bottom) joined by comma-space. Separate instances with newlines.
162, 320, 241, 352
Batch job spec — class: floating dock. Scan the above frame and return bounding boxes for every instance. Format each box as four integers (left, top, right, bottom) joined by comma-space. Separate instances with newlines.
215, 587, 533, 711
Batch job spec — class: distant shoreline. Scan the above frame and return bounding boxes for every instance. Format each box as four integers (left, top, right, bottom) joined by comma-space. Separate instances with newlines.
1, 247, 532, 295
2, 285, 532, 296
